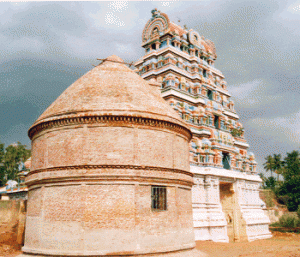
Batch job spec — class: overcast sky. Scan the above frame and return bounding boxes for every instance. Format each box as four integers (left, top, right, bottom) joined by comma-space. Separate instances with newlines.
0, 1, 299, 174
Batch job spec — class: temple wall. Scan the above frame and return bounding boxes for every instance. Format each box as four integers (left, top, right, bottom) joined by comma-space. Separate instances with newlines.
23, 121, 196, 256
192, 175, 228, 242
191, 166, 272, 242
236, 180, 272, 241
31, 125, 189, 171
24, 183, 195, 256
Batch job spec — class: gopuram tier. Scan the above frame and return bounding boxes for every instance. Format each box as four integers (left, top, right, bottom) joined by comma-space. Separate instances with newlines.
135, 9, 272, 242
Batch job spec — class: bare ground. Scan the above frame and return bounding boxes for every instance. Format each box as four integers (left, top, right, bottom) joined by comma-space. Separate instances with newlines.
0, 224, 21, 257
196, 232, 300, 257
1, 232, 300, 257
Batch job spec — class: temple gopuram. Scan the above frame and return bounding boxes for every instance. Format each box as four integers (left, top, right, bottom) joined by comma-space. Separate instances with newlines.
135, 9, 272, 242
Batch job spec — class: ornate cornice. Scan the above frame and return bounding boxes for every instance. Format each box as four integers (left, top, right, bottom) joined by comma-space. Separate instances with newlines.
26, 164, 194, 188
28, 115, 192, 141
28, 164, 193, 177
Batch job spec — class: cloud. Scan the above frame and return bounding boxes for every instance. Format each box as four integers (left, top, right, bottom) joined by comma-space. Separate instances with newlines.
286, 1, 300, 13
245, 111, 300, 173
108, 1, 129, 12
105, 11, 125, 27
115, 42, 134, 55
249, 112, 300, 145
1, 123, 30, 147
0, 1, 299, 177
230, 79, 283, 110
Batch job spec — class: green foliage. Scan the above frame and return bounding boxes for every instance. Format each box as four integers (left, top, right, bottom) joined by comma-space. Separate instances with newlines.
0, 141, 31, 187
264, 176, 276, 190
276, 151, 300, 211
264, 155, 275, 178
278, 214, 300, 228
287, 196, 300, 212
273, 154, 283, 180
276, 195, 290, 206
261, 189, 275, 208
297, 205, 300, 219
262, 150, 300, 212
230, 127, 243, 137
282, 151, 300, 181
0, 142, 5, 188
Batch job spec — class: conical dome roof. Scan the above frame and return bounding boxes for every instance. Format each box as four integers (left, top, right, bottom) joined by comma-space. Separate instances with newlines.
29, 55, 190, 138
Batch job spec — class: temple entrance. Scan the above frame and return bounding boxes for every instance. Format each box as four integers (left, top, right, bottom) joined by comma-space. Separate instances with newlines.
219, 182, 235, 242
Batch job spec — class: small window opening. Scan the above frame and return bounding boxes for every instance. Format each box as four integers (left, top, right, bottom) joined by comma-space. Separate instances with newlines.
222, 153, 231, 170
151, 43, 156, 50
207, 90, 213, 100
151, 186, 167, 211
214, 115, 219, 129
203, 69, 207, 78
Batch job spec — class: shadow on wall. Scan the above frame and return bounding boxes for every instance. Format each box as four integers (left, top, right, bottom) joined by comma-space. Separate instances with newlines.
0, 200, 26, 248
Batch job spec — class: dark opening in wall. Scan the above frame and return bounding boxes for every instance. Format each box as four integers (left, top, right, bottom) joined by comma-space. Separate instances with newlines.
151, 43, 156, 50
222, 153, 231, 170
214, 115, 219, 129
207, 90, 213, 100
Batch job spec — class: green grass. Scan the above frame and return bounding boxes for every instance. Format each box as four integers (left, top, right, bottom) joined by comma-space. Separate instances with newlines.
271, 213, 300, 228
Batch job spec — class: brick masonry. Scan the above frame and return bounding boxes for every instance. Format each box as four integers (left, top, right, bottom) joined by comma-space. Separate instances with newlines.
20, 56, 203, 256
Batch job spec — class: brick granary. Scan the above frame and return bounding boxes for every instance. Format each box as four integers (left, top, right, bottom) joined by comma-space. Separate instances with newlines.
135, 9, 271, 242
19, 9, 271, 257
20, 55, 202, 256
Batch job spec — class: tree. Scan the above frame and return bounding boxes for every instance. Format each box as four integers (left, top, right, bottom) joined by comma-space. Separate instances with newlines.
265, 176, 276, 190
258, 172, 266, 184
0, 142, 5, 187
278, 150, 300, 211
273, 154, 283, 181
0, 141, 31, 187
264, 155, 274, 178
282, 150, 300, 181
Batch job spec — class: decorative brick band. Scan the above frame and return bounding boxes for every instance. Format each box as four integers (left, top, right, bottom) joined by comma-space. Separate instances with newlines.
28, 115, 191, 140
26, 164, 194, 188
28, 164, 193, 177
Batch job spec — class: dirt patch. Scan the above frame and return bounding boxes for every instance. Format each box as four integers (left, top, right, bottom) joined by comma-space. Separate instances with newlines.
0, 224, 22, 257
1, 232, 300, 257
196, 232, 300, 257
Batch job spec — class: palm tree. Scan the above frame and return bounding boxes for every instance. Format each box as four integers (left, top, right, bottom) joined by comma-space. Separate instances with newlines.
273, 154, 283, 181
258, 172, 266, 188
264, 155, 274, 178
283, 150, 300, 180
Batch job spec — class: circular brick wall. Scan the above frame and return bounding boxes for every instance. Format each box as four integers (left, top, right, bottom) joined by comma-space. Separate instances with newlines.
22, 56, 198, 256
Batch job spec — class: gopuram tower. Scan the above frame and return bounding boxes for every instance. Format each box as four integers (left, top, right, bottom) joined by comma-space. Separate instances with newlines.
21, 55, 202, 256
135, 9, 272, 242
